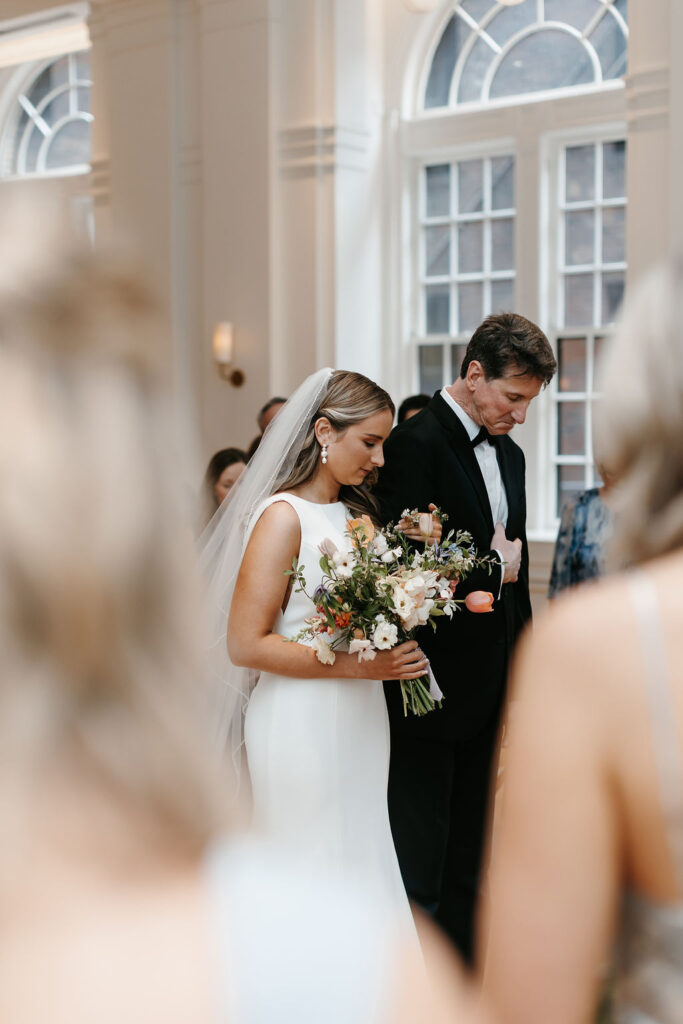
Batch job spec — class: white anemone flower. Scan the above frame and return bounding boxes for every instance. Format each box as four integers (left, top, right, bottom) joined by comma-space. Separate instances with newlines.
311, 634, 336, 665
371, 533, 389, 555
332, 549, 357, 578
349, 638, 377, 662
372, 620, 398, 650
393, 587, 416, 621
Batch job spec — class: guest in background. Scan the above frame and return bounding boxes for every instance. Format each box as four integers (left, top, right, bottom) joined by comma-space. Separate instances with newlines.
247, 395, 287, 461
0, 197, 474, 1024
548, 470, 612, 598
258, 396, 286, 433
480, 260, 683, 1024
397, 393, 430, 423
202, 447, 246, 524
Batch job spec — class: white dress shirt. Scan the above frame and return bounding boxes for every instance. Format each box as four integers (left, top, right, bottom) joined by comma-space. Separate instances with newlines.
440, 387, 507, 597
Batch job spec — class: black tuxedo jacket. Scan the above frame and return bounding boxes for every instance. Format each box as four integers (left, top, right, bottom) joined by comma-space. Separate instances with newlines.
375, 392, 532, 742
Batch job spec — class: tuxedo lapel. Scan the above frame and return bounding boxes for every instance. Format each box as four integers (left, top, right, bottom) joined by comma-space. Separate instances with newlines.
494, 437, 521, 528
429, 394, 494, 532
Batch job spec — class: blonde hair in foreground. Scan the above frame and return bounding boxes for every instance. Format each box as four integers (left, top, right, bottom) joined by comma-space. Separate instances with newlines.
0, 196, 226, 857
596, 257, 683, 567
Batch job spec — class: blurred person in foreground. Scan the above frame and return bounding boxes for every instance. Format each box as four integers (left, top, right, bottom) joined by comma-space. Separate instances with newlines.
480, 261, 683, 1024
397, 394, 430, 423
201, 447, 247, 526
0, 196, 474, 1024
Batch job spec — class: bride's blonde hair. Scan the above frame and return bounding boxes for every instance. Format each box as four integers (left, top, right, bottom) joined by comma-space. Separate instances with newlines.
596, 258, 683, 566
278, 370, 395, 521
0, 198, 226, 857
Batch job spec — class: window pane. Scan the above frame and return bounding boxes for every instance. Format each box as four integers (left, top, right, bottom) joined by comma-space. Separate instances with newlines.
458, 34, 495, 105
425, 285, 450, 334
458, 221, 483, 273
487, 2, 536, 46
75, 52, 90, 81
544, 0, 600, 33
458, 282, 483, 333
45, 119, 91, 170
602, 207, 625, 264
491, 156, 514, 211
594, 336, 609, 390
450, 343, 467, 379
461, 0, 493, 21
425, 164, 451, 217
425, 226, 451, 277
603, 141, 626, 199
557, 464, 586, 516
419, 346, 444, 393
42, 90, 70, 125
457, 159, 483, 214
590, 11, 627, 80
25, 125, 43, 173
425, 16, 462, 109
491, 218, 514, 271
558, 402, 586, 456
565, 209, 595, 266
491, 278, 514, 314
558, 337, 586, 392
566, 145, 595, 203
564, 274, 594, 327
601, 271, 625, 324
490, 30, 594, 100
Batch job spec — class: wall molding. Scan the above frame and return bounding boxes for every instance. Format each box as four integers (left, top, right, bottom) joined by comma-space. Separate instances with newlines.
278, 123, 371, 176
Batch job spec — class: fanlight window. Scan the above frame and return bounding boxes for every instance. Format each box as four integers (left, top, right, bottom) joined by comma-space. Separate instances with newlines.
1, 51, 91, 177
424, 0, 628, 110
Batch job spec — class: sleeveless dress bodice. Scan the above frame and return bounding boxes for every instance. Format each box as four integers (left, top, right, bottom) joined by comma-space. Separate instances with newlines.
612, 573, 683, 1023
242, 493, 417, 943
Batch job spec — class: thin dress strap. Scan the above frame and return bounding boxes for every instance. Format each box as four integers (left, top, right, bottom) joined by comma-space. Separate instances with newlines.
629, 570, 683, 893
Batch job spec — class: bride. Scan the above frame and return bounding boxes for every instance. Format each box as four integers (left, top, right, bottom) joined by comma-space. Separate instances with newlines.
202, 368, 439, 932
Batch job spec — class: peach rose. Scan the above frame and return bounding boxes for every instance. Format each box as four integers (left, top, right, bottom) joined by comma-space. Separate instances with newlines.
347, 514, 375, 549
465, 591, 494, 613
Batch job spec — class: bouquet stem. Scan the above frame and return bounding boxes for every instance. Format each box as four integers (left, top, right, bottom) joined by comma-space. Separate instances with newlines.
400, 677, 441, 717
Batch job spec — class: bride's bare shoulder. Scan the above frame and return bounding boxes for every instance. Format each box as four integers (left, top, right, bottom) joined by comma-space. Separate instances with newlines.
246, 496, 301, 548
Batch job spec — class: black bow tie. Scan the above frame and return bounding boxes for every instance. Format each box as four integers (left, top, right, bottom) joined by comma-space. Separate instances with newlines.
471, 426, 492, 448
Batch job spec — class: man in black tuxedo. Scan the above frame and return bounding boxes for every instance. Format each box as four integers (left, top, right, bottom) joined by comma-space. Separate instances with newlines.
375, 313, 556, 963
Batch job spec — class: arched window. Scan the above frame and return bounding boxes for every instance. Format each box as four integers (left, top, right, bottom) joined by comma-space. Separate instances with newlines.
1, 51, 92, 178
424, 0, 627, 109
405, 0, 629, 530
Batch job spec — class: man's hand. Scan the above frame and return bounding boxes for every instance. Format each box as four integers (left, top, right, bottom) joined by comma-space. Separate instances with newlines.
490, 521, 522, 584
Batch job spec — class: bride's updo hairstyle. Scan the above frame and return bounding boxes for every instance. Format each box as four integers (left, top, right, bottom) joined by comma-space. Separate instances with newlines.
0, 196, 226, 859
278, 369, 395, 521
595, 257, 683, 567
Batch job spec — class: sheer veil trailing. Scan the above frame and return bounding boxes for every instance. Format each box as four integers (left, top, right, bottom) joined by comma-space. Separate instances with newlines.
199, 368, 333, 790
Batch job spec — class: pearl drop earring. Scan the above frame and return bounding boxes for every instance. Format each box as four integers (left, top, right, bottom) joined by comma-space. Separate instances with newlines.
321, 443, 328, 465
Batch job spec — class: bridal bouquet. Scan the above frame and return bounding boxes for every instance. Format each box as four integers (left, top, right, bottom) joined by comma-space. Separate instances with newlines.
287, 510, 495, 716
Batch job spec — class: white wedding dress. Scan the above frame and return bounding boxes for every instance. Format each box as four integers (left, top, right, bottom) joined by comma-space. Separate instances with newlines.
243, 492, 416, 939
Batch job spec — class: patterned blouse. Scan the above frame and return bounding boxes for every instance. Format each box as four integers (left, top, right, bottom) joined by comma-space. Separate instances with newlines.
548, 487, 611, 599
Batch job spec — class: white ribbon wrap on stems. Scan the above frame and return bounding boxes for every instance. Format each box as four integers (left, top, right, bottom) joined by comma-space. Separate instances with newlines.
427, 663, 443, 702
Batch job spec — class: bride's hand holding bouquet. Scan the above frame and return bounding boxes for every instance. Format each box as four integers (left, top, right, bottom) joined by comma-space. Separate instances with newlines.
287, 509, 496, 716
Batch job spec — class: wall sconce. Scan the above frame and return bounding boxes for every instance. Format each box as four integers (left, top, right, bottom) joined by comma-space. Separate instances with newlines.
212, 321, 245, 387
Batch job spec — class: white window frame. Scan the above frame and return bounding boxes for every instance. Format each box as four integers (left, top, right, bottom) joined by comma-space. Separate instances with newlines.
400, 80, 627, 537
415, 137, 518, 389
541, 122, 627, 529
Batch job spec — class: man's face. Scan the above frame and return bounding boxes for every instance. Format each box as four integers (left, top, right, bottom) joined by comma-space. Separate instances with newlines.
468, 361, 543, 435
